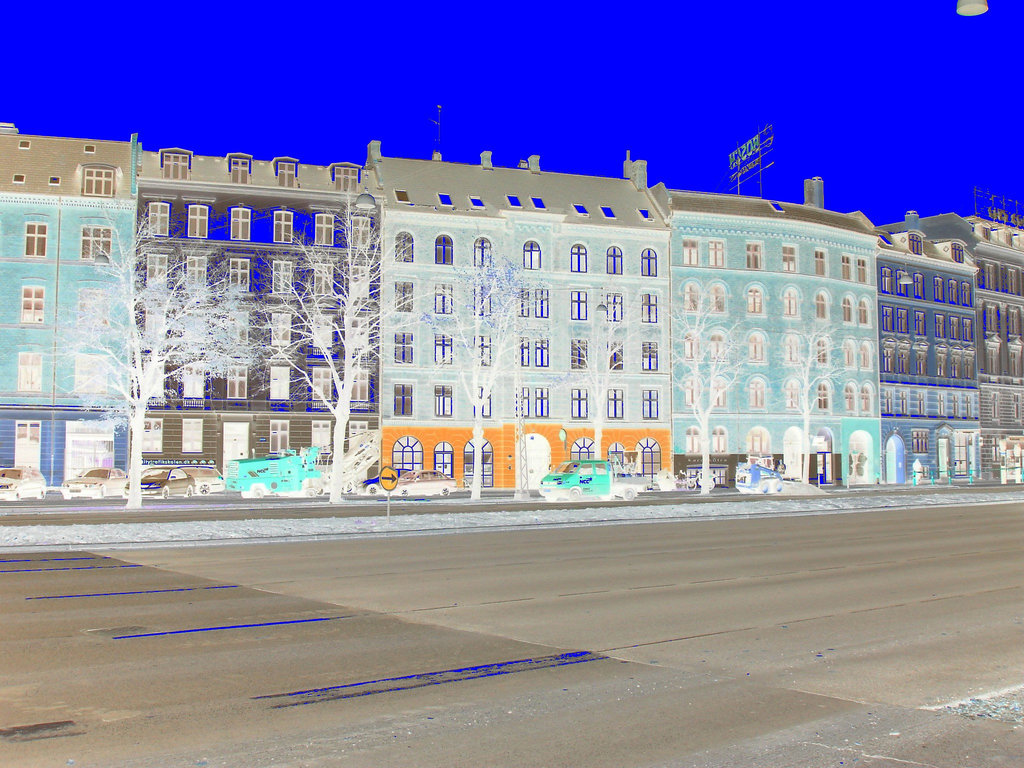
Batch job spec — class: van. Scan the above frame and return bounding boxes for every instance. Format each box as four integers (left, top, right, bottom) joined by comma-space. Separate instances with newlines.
538, 459, 645, 502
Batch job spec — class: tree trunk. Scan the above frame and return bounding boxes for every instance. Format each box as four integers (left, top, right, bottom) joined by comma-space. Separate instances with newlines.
699, 413, 713, 496
125, 406, 145, 510
328, 411, 350, 504
470, 422, 484, 501
801, 412, 812, 485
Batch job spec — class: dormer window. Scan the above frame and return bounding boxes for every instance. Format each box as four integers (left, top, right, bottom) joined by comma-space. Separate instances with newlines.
908, 233, 923, 255
507, 195, 522, 208
333, 166, 358, 192
395, 189, 410, 203
276, 161, 297, 188
573, 203, 589, 216
82, 166, 115, 197
228, 156, 251, 184
951, 243, 964, 263
161, 151, 191, 180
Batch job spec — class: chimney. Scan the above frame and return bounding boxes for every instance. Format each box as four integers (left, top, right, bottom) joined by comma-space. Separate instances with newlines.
432, 150, 442, 161
0, 122, 18, 135
803, 177, 824, 208
480, 150, 493, 170
905, 210, 920, 231
624, 150, 632, 179
628, 159, 648, 191
366, 140, 383, 188
518, 159, 528, 169
527, 154, 540, 173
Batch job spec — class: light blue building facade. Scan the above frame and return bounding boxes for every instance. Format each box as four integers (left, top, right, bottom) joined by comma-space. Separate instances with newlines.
0, 126, 135, 484
666, 180, 880, 486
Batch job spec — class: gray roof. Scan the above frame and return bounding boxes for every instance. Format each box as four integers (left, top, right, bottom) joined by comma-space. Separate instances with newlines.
0, 133, 134, 198
138, 149, 358, 192
370, 155, 668, 228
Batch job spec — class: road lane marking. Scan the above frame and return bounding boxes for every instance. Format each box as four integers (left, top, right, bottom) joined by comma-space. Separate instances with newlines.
0, 564, 141, 574
0, 556, 107, 564
255, 650, 609, 707
27, 585, 239, 600
112, 615, 351, 639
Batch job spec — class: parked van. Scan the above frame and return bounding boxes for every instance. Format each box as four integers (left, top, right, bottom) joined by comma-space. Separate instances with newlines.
538, 459, 647, 502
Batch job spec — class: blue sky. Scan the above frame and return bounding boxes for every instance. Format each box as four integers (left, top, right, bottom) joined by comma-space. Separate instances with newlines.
7, 1, 1018, 226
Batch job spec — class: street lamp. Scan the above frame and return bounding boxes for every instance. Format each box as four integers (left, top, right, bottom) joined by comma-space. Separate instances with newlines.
957, 0, 988, 15
355, 190, 376, 211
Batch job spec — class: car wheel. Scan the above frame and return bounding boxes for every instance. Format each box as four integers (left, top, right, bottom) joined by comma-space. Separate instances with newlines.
199, 485, 210, 495
160, 487, 170, 499
623, 487, 637, 502
252, 486, 265, 499
98, 485, 106, 499
569, 487, 583, 500
185, 486, 194, 497
441, 486, 450, 497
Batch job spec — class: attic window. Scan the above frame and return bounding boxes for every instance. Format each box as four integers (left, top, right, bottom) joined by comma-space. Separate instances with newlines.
49, 176, 60, 185
951, 243, 964, 263
531, 197, 545, 209
18, 140, 30, 149
395, 189, 410, 203
12, 174, 25, 184
769, 201, 785, 212
638, 208, 652, 220
573, 203, 589, 216
507, 194, 522, 207
84, 144, 96, 154
878, 234, 892, 246
438, 193, 453, 207
469, 196, 484, 208
600, 206, 615, 218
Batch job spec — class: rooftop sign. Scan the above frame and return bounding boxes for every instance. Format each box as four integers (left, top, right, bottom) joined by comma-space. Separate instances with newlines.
974, 187, 1024, 229
729, 125, 774, 195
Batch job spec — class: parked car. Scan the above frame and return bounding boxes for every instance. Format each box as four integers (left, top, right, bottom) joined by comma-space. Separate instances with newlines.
735, 462, 784, 494
539, 459, 647, 502
60, 467, 127, 500
392, 469, 457, 497
129, 467, 197, 498
179, 466, 225, 495
0, 467, 48, 501
357, 469, 410, 495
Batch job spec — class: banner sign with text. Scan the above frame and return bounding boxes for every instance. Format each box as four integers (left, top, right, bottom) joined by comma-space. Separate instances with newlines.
974, 188, 1024, 229
729, 125, 774, 192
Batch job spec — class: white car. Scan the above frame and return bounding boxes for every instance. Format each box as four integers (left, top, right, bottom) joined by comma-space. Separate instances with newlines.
179, 466, 225, 495
61, 467, 128, 500
0, 467, 48, 501
393, 469, 458, 497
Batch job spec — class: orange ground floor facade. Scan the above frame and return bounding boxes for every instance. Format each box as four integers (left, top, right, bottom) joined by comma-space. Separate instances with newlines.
381, 423, 672, 488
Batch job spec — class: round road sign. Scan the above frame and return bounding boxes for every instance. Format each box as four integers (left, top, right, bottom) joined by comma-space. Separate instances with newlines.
379, 465, 400, 492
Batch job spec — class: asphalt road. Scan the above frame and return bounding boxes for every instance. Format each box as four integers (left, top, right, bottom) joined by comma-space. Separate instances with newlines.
1, 500, 1021, 767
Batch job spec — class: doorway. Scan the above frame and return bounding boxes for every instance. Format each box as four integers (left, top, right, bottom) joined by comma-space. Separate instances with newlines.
222, 422, 249, 472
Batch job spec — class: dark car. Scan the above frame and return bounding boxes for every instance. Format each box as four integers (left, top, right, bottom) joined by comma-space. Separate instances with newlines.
128, 467, 197, 498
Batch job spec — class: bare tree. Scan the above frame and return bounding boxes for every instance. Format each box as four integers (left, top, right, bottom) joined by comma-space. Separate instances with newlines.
423, 244, 527, 500
63, 216, 257, 509
253, 199, 389, 503
671, 287, 742, 495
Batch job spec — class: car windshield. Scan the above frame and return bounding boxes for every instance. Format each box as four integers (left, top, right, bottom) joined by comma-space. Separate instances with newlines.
0, 469, 22, 479
141, 470, 167, 481
80, 469, 107, 478
554, 462, 579, 475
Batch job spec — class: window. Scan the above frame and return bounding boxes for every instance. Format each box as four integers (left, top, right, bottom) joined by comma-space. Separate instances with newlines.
895, 271, 909, 297
146, 253, 168, 283
711, 427, 728, 454
393, 232, 414, 263
641, 248, 658, 277
434, 441, 454, 475
908, 233, 923, 255
571, 339, 588, 369
880, 267, 893, 294
182, 419, 203, 453
535, 388, 550, 416
21, 286, 44, 323
608, 342, 624, 371
394, 385, 413, 416
524, 241, 542, 269
857, 257, 868, 283
573, 203, 589, 216
682, 239, 699, 266
25, 222, 47, 257
783, 288, 798, 317
911, 273, 924, 299
814, 249, 827, 276
784, 335, 799, 363
710, 284, 726, 313
314, 213, 334, 245
607, 389, 624, 419
642, 293, 658, 323
815, 292, 829, 320
520, 337, 530, 366
605, 292, 623, 322
642, 341, 658, 371
816, 338, 829, 364
277, 161, 297, 188
859, 299, 870, 326
228, 208, 251, 241
642, 389, 659, 420
842, 297, 853, 323
571, 388, 588, 419
571, 244, 588, 273
229, 156, 250, 184
964, 317, 973, 341
935, 313, 946, 338
473, 237, 492, 267
227, 367, 247, 399
749, 379, 766, 409
683, 283, 699, 312
570, 290, 588, 321
841, 254, 852, 280
746, 287, 763, 314
817, 382, 831, 410
437, 193, 453, 207
533, 288, 550, 318
269, 366, 289, 400
269, 313, 290, 347
477, 335, 492, 367
882, 345, 894, 373
80, 226, 112, 259
80, 166, 115, 197
148, 202, 170, 236
142, 419, 163, 452
17, 352, 42, 392
912, 430, 929, 453
896, 307, 908, 334
161, 152, 190, 180
746, 242, 763, 270
948, 279, 958, 305
535, 339, 549, 367
782, 245, 797, 272
601, 206, 615, 219
951, 243, 964, 263
749, 333, 765, 362
843, 340, 855, 368
435, 235, 453, 265
312, 367, 332, 402
273, 210, 293, 243
709, 240, 725, 268
933, 277, 944, 302
269, 420, 290, 453
272, 260, 293, 293
961, 282, 972, 307
230, 258, 250, 290
606, 246, 622, 275
785, 379, 799, 409
187, 205, 208, 238
395, 333, 414, 364
434, 334, 453, 365
433, 283, 453, 314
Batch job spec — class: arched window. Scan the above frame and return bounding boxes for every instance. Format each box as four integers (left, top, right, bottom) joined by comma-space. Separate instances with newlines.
607, 442, 625, 466
434, 235, 453, 265
748, 378, 766, 409
817, 382, 831, 410
710, 332, 726, 361
816, 337, 829, 364
523, 241, 541, 270
684, 377, 698, 406
392, 436, 423, 472
908, 233, 923, 255
711, 427, 727, 454
815, 292, 829, 319
395, 231, 414, 263
748, 332, 765, 362
784, 379, 800, 409
685, 427, 701, 455
843, 340, 855, 368
709, 284, 726, 313
684, 332, 698, 361
746, 286, 763, 314
860, 383, 873, 413
571, 244, 589, 273
473, 237, 492, 267
433, 442, 454, 477
463, 439, 494, 487
858, 298, 870, 325
860, 341, 872, 369
842, 297, 853, 323
783, 288, 799, 317
684, 283, 700, 312
606, 246, 622, 275
784, 334, 800, 363
712, 377, 727, 408
636, 438, 661, 476
844, 383, 856, 413
746, 427, 770, 454
570, 436, 595, 460
641, 248, 657, 277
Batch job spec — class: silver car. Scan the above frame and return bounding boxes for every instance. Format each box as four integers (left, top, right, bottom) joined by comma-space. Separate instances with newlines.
61, 467, 127, 500
0, 467, 48, 501
178, 466, 225, 495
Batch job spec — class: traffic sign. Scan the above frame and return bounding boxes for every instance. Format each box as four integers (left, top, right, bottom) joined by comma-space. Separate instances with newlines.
379, 465, 400, 492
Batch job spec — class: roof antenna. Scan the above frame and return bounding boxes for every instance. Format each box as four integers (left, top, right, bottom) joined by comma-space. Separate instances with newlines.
431, 105, 442, 160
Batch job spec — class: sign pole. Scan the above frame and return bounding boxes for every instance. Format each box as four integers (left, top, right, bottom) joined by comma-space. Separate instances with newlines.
378, 465, 400, 527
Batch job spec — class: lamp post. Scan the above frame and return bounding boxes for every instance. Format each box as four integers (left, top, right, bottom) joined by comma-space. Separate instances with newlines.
957, 0, 988, 15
